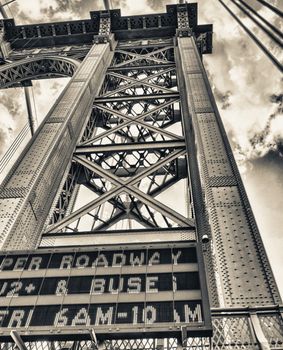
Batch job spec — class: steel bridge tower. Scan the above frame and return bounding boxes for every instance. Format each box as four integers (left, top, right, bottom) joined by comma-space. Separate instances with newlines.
0, 2, 282, 350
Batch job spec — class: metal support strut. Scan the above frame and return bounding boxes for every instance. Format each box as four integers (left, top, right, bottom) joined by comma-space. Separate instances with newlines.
103, 0, 112, 11
24, 84, 37, 136
10, 330, 28, 350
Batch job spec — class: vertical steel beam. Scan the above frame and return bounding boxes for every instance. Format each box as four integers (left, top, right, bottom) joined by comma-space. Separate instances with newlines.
103, 0, 112, 10
24, 85, 36, 136
176, 34, 281, 307
0, 36, 116, 250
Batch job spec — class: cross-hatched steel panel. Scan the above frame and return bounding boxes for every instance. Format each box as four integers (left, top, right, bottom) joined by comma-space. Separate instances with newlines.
258, 314, 283, 348
212, 316, 257, 350
0, 341, 95, 350
208, 176, 237, 187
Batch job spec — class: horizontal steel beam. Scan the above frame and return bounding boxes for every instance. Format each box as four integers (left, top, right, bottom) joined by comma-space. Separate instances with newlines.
75, 140, 186, 154
41, 227, 196, 246
1, 290, 201, 307
117, 42, 174, 50
94, 110, 181, 126
108, 63, 175, 72
95, 92, 179, 103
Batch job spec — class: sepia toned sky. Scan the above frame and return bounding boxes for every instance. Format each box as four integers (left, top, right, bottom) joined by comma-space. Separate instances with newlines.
0, 0, 282, 294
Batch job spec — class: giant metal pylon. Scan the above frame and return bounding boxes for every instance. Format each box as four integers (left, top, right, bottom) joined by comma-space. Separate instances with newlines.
0, 3, 282, 350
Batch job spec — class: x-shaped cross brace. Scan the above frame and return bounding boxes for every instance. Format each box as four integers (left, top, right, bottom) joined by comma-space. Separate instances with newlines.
45, 148, 195, 233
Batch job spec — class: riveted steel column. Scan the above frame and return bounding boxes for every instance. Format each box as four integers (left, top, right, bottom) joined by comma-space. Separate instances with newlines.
176, 35, 281, 308
0, 36, 116, 250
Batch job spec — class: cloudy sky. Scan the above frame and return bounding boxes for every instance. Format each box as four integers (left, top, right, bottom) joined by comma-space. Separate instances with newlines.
0, 0, 282, 293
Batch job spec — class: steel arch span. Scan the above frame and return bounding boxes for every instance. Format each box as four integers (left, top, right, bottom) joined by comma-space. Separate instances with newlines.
0, 55, 80, 89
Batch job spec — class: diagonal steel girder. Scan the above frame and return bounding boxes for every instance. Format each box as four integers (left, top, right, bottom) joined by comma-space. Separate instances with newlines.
102, 67, 175, 97
79, 99, 181, 146
75, 140, 186, 154
108, 63, 175, 72
95, 173, 184, 230
87, 110, 180, 146
79, 98, 179, 146
75, 154, 193, 227
95, 92, 179, 103
54, 148, 184, 232
80, 162, 184, 230
85, 158, 187, 178
83, 102, 182, 145
94, 110, 181, 127
114, 47, 174, 67
45, 148, 194, 232
83, 182, 159, 230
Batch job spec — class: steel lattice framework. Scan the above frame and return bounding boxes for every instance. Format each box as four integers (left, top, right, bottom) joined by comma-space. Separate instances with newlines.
44, 42, 193, 237
0, 2, 282, 350
0, 56, 80, 88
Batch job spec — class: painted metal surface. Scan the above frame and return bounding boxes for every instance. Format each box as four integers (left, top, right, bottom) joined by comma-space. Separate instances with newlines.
0, 2, 281, 348
177, 35, 281, 308
0, 38, 116, 250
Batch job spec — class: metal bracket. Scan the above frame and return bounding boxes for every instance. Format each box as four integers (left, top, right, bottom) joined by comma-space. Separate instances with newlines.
89, 329, 104, 350
181, 325, 187, 347
10, 330, 28, 350
24, 83, 37, 136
